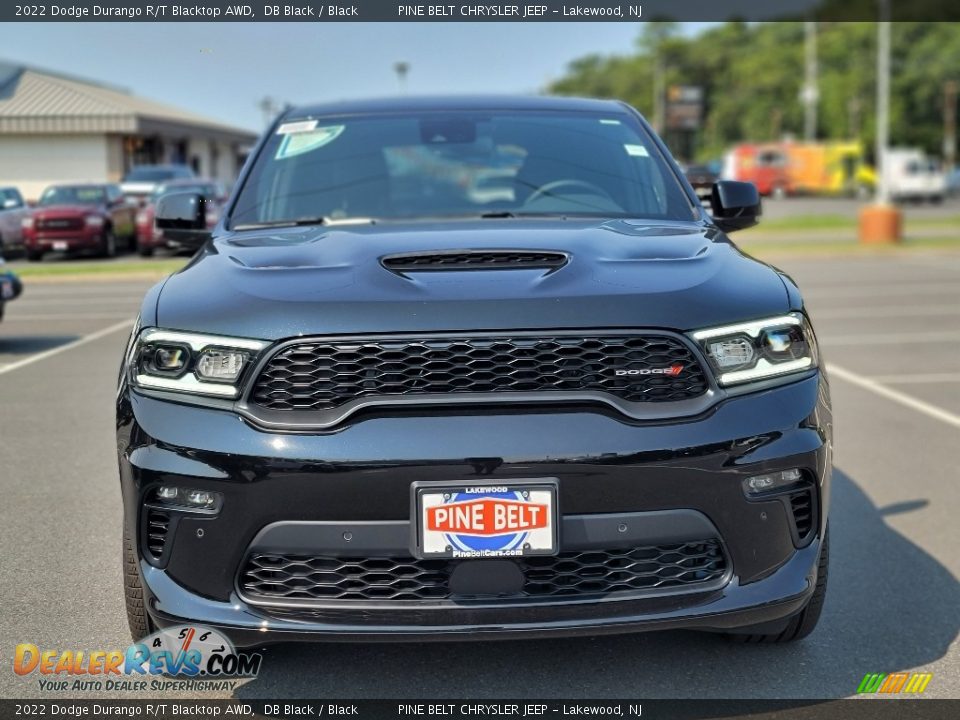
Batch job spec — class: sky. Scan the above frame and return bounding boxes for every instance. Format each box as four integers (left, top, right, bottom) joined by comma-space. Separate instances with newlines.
2, 22, 709, 132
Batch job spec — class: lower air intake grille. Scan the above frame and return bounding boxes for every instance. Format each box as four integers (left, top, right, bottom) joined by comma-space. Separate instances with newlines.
145, 510, 171, 560
239, 540, 727, 604
250, 333, 709, 412
787, 484, 816, 541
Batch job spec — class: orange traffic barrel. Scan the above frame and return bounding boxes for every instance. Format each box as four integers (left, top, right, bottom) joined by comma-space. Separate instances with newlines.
859, 204, 903, 244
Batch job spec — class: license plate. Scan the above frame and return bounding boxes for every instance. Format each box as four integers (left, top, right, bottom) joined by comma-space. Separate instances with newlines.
53, 241, 68, 251
413, 480, 558, 559
1, 280, 11, 299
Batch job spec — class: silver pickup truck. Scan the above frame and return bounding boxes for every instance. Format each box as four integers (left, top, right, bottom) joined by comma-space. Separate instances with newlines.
0, 187, 29, 256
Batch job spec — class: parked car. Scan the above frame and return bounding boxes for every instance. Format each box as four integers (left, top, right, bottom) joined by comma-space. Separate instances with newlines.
884, 149, 947, 203
0, 258, 23, 323
135, 179, 227, 256
0, 186, 30, 256
22, 184, 136, 261
121, 164, 196, 205
118, 95, 831, 647
683, 162, 720, 201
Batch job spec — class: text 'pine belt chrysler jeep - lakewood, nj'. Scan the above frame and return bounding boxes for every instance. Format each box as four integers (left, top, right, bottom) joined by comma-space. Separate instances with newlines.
117, 96, 831, 646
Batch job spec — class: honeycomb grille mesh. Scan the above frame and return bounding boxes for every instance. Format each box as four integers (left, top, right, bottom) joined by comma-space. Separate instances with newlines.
240, 540, 727, 603
250, 334, 708, 411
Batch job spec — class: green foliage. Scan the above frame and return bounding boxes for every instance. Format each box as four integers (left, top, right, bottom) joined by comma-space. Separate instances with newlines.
547, 22, 960, 162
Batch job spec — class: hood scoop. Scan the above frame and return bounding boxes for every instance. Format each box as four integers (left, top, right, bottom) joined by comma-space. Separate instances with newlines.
381, 249, 568, 272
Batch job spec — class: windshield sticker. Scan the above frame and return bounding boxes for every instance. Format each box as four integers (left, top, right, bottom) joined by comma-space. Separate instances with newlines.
600, 119, 622, 125
275, 125, 346, 160
624, 144, 650, 157
276, 119, 318, 135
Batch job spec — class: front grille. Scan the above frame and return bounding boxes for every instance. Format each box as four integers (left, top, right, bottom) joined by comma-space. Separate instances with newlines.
382, 251, 567, 271
145, 509, 171, 560
788, 484, 816, 540
239, 540, 727, 604
37, 218, 83, 231
250, 334, 709, 411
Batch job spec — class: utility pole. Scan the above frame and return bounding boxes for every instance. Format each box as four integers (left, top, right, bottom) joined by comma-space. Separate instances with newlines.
653, 50, 665, 134
945, 80, 958, 173
802, 20, 819, 141
393, 61, 410, 94
257, 96, 280, 128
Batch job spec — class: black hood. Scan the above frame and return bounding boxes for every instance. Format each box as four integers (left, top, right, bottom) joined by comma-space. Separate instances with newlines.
154, 219, 789, 340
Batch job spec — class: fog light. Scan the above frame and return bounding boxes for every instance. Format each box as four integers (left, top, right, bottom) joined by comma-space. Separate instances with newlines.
196, 349, 246, 381
708, 337, 755, 368
185, 490, 216, 507
156, 486, 178, 500
743, 468, 803, 496
153, 486, 222, 512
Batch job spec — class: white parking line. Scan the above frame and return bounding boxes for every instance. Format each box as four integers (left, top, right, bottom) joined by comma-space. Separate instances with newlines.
0, 319, 133, 377
828, 363, 960, 429
1, 313, 133, 322
821, 330, 960, 346
812, 304, 960, 320
805, 282, 960, 298
868, 373, 960, 384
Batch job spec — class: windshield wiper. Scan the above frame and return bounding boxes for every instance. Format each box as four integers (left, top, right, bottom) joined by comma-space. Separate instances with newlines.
233, 217, 329, 230
233, 216, 376, 231
478, 211, 517, 219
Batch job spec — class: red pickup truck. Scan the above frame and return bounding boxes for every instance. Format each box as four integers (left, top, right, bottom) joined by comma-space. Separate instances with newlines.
22, 184, 137, 261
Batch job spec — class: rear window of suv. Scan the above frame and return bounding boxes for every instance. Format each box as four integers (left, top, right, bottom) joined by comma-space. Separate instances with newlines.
230, 110, 697, 226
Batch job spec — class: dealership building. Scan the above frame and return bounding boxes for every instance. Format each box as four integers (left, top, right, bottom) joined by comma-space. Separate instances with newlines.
0, 61, 257, 200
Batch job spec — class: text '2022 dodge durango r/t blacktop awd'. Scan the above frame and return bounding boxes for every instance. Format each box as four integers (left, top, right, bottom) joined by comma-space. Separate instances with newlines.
117, 96, 832, 645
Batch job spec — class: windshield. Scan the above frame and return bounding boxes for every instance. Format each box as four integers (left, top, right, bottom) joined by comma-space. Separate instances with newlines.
230, 110, 697, 226
124, 166, 190, 182
39, 186, 105, 206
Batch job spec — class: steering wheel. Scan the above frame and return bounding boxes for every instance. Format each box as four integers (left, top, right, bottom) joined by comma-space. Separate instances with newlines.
524, 179, 616, 206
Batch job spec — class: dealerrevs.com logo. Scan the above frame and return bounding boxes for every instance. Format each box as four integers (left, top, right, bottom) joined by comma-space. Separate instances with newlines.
14, 626, 262, 693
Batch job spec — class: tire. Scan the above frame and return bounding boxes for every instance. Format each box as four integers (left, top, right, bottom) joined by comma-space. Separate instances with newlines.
26, 249, 43, 262
123, 523, 154, 641
101, 229, 117, 258
725, 527, 829, 644
137, 242, 155, 258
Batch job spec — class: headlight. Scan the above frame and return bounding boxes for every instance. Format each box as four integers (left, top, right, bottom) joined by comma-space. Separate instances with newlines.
689, 313, 818, 386
130, 328, 269, 398
85, 215, 105, 228
135, 211, 150, 225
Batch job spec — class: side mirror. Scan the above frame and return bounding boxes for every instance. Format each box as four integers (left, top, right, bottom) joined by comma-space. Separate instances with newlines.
710, 181, 761, 233
155, 192, 213, 248
3, 199, 18, 210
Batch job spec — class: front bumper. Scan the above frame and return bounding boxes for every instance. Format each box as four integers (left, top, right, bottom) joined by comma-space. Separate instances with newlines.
117, 372, 832, 644
27, 229, 102, 250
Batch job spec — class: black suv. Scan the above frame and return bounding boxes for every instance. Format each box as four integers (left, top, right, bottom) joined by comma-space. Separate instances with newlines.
117, 96, 831, 645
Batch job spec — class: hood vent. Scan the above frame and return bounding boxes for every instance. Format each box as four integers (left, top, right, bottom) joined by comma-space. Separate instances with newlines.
381, 250, 567, 272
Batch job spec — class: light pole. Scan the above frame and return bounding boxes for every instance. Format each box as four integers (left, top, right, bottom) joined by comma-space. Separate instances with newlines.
859, 0, 902, 244
875, 8, 891, 205
802, 20, 819, 142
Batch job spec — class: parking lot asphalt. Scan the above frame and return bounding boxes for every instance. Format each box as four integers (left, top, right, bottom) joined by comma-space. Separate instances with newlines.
0, 252, 958, 700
